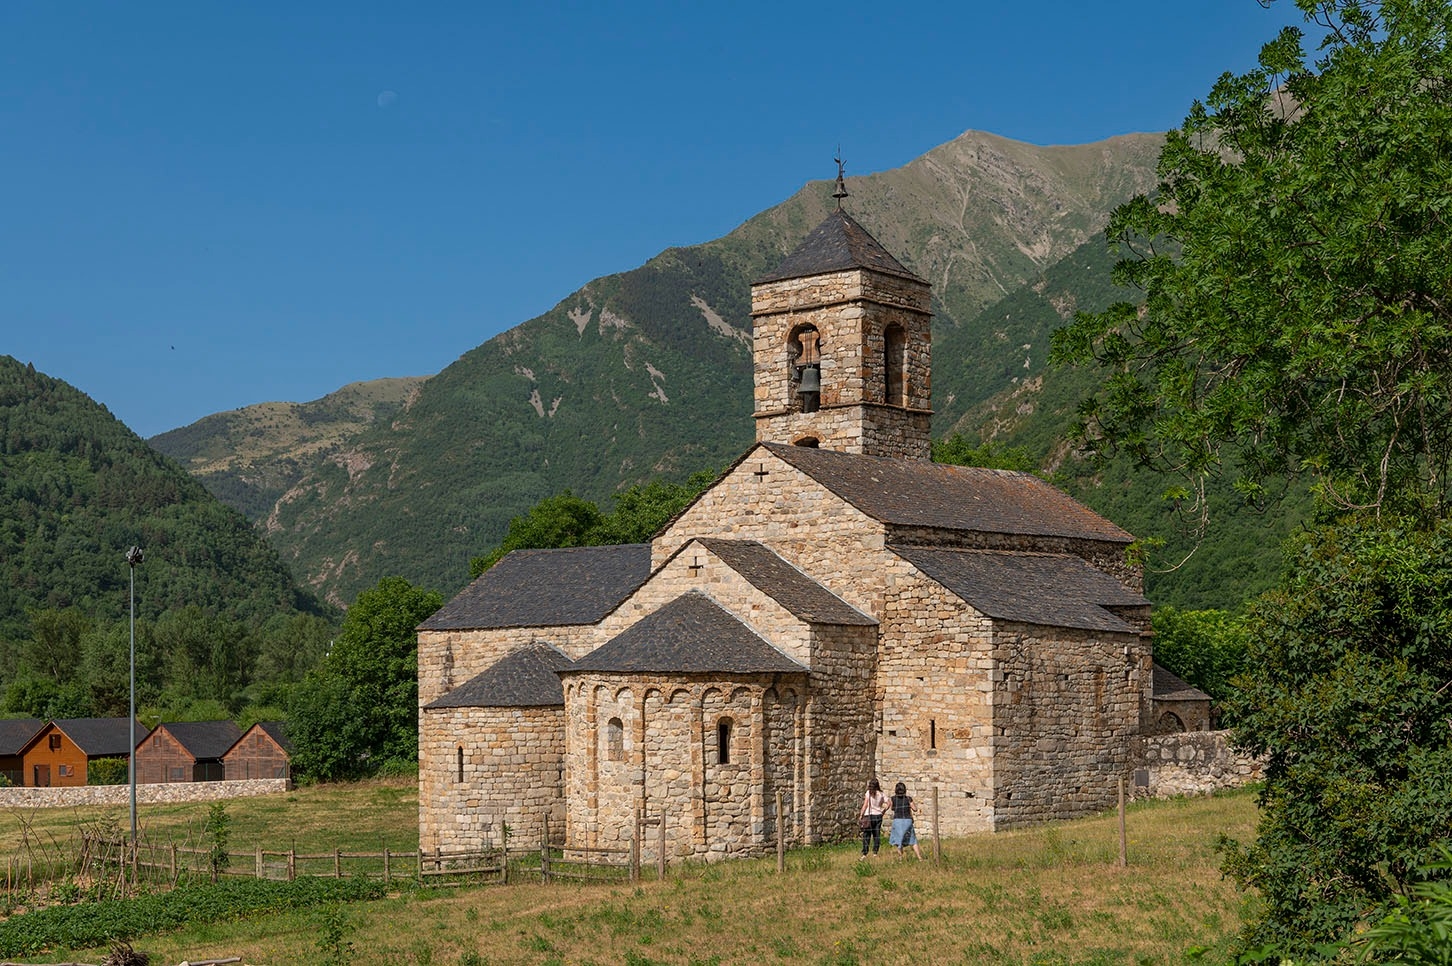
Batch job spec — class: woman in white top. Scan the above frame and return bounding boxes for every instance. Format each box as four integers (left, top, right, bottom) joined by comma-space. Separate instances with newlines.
859, 778, 890, 857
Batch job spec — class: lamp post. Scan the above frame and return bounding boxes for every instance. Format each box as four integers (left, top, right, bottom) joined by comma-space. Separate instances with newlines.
125, 546, 143, 868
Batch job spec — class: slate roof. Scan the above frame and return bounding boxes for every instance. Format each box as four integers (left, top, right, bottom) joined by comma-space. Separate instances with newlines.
419, 544, 652, 631
151, 721, 243, 760
756, 210, 925, 284
425, 644, 575, 709
1152, 664, 1212, 702
568, 592, 808, 675
891, 547, 1149, 633
694, 539, 875, 626
764, 444, 1135, 543
0, 719, 43, 756
48, 718, 150, 757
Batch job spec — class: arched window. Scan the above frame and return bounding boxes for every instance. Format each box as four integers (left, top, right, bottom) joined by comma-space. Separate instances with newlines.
717, 718, 733, 765
789, 325, 822, 414
884, 324, 907, 406
606, 717, 624, 761
793, 436, 820, 448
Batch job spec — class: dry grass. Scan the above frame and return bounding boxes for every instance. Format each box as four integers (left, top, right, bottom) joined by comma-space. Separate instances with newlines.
31, 787, 1260, 966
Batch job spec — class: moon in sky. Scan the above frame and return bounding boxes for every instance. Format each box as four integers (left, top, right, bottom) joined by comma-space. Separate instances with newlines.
376, 90, 398, 109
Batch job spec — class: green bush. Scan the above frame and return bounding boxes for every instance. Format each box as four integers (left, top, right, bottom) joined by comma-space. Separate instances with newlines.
86, 758, 128, 786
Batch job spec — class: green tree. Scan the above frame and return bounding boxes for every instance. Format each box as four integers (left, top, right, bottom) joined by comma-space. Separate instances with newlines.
469, 491, 603, 577
1148, 606, 1248, 705
1051, 0, 1452, 524
288, 576, 442, 781
931, 435, 1040, 473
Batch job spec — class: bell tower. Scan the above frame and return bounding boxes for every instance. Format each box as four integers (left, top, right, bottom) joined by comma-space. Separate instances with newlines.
750, 163, 933, 460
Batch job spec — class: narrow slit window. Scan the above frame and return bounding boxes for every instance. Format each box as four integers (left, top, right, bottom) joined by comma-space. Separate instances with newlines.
456, 746, 464, 783
717, 718, 732, 765
929, 719, 937, 750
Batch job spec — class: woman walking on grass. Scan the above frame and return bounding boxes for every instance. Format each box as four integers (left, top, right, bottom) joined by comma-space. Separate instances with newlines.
889, 781, 923, 860
859, 778, 889, 858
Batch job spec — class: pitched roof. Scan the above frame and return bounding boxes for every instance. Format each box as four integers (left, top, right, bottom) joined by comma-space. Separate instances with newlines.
1152, 664, 1212, 702
419, 544, 652, 631
568, 592, 808, 675
0, 719, 43, 756
425, 644, 574, 709
891, 547, 1148, 633
247, 721, 293, 754
150, 721, 243, 760
764, 444, 1134, 543
756, 210, 925, 284
693, 539, 875, 626
48, 718, 149, 757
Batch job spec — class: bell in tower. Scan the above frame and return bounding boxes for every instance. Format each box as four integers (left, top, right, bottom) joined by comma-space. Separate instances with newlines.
794, 327, 821, 414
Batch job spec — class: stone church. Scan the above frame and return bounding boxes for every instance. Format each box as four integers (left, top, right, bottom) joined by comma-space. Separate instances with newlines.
417, 190, 1164, 860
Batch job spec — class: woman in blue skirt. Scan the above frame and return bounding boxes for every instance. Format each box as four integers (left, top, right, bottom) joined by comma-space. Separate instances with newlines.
888, 781, 923, 860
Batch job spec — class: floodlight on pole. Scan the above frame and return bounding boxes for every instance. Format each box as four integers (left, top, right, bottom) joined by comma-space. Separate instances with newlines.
125, 546, 142, 867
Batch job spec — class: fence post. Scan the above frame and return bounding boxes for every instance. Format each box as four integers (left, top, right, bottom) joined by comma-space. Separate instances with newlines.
1117, 776, 1127, 868
631, 805, 641, 884
776, 791, 785, 874
256, 846, 263, 879
287, 849, 296, 881
540, 814, 551, 884
384, 847, 391, 887
170, 843, 177, 884
932, 785, 941, 864
656, 808, 666, 880
335, 847, 342, 878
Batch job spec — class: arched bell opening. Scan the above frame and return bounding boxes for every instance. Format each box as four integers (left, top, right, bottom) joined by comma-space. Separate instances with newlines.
884, 323, 907, 407
787, 324, 822, 414
793, 436, 820, 448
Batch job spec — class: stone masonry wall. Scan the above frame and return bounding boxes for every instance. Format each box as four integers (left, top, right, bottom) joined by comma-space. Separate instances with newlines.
0, 779, 288, 808
1130, 731, 1263, 799
889, 527, 1143, 594
418, 705, 564, 854
752, 268, 932, 459
989, 622, 1152, 828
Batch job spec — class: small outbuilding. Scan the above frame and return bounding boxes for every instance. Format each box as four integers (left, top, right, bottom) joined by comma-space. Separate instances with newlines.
19, 718, 149, 787
134, 721, 243, 783
223, 721, 292, 781
1150, 664, 1214, 733
0, 719, 43, 786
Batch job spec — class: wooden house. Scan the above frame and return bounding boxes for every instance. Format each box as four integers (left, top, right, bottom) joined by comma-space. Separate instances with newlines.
0, 719, 43, 786
134, 721, 242, 784
19, 718, 148, 787
223, 721, 291, 781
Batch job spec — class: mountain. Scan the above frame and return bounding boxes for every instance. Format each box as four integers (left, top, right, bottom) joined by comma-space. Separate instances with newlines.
0, 355, 330, 645
157, 130, 1173, 609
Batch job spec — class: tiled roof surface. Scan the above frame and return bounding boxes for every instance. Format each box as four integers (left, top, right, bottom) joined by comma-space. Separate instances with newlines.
892, 547, 1148, 633
568, 592, 808, 675
425, 644, 574, 709
1152, 664, 1212, 702
0, 719, 43, 756
765, 444, 1134, 543
695, 539, 875, 626
419, 544, 652, 630
154, 721, 243, 760
51, 718, 150, 756
756, 210, 925, 284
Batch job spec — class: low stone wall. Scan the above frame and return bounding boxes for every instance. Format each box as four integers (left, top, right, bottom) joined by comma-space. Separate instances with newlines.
0, 778, 290, 809
1130, 730, 1262, 799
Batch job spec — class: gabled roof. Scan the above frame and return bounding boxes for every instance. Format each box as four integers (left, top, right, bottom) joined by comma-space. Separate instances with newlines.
568, 592, 808, 676
693, 539, 875, 626
764, 444, 1134, 543
1152, 664, 1212, 702
425, 644, 574, 709
147, 721, 243, 761
229, 721, 294, 755
756, 210, 925, 284
892, 547, 1148, 633
42, 718, 149, 757
0, 719, 43, 756
419, 544, 652, 631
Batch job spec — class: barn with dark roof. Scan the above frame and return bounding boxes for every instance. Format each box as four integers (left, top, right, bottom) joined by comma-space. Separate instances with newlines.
418, 191, 1158, 859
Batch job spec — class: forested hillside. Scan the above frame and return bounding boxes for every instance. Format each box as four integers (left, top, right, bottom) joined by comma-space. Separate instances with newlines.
0, 355, 335, 720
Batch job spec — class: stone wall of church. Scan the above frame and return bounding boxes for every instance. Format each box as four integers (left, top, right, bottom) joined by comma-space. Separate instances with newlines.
875, 565, 998, 834
988, 622, 1152, 828
418, 625, 598, 706
888, 527, 1143, 595
803, 624, 879, 842
418, 705, 564, 854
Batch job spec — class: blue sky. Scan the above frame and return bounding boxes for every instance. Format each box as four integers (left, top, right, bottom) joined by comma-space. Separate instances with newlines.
3, 1, 1305, 438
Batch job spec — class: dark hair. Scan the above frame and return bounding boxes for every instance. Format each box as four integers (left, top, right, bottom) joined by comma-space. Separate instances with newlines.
868, 779, 880, 792
894, 782, 907, 797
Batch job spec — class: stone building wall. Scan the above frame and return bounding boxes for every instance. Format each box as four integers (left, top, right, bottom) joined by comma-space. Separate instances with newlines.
989, 622, 1152, 828
0, 779, 288, 808
1130, 731, 1263, 799
418, 705, 564, 854
418, 624, 598, 706
751, 268, 932, 459
803, 624, 878, 842
889, 527, 1143, 595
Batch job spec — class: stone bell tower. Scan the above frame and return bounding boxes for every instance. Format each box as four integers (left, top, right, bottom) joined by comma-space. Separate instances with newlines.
750, 163, 933, 460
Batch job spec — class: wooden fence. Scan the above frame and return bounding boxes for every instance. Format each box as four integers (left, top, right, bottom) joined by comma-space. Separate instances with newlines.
79, 835, 427, 887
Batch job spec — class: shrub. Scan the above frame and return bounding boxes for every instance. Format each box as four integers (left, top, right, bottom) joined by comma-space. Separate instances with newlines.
87, 758, 128, 786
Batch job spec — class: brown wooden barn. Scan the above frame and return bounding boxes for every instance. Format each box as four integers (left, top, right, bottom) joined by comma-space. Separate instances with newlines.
19, 718, 149, 787
223, 721, 291, 781
134, 721, 242, 783
0, 719, 43, 786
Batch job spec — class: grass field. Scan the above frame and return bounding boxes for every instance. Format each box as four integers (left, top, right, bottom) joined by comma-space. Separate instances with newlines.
1, 782, 1263, 966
